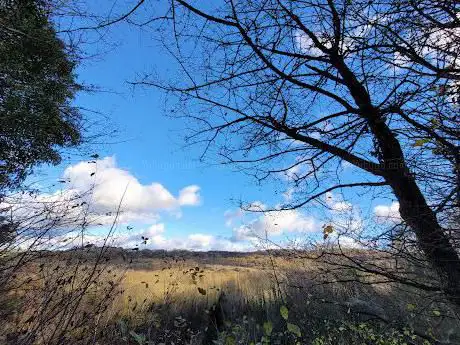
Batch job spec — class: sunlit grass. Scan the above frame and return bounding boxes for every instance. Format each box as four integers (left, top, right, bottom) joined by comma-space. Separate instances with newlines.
114, 264, 278, 325
3, 253, 459, 344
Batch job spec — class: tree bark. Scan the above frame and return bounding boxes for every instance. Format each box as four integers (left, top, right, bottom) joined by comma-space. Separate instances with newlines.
390, 173, 460, 305
333, 55, 460, 305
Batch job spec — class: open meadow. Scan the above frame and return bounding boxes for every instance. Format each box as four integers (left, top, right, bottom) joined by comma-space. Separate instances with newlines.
2, 249, 459, 345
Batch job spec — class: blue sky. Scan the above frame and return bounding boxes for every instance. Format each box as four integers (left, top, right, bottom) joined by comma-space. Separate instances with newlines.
17, 1, 401, 251
34, 9, 287, 251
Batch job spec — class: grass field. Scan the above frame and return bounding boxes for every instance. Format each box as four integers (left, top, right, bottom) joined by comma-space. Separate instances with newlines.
2, 250, 460, 344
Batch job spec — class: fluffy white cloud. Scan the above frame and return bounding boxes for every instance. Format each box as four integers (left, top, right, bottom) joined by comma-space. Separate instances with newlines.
2, 156, 202, 228
21, 222, 256, 252
1, 188, 88, 232
374, 202, 400, 223
324, 234, 364, 249
75, 223, 167, 249
116, 227, 254, 252
112, 222, 167, 248
178, 185, 201, 206
325, 192, 353, 213
295, 30, 326, 57
323, 192, 363, 235
232, 209, 316, 241
64, 156, 200, 216
69, 156, 202, 218
330, 201, 353, 212
151, 234, 255, 252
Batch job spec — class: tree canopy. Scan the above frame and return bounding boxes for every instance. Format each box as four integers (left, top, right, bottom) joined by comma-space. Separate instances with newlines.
0, 0, 82, 191
120, 0, 460, 305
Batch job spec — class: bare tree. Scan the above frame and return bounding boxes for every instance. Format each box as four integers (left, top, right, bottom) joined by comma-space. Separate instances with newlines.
0, 181, 129, 345
119, 0, 460, 305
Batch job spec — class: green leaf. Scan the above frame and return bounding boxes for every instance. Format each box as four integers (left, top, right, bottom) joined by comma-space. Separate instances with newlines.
287, 323, 302, 337
406, 303, 416, 311
225, 336, 236, 345
280, 305, 289, 320
263, 321, 273, 336
413, 138, 429, 147
432, 310, 441, 317
430, 118, 440, 128
197, 287, 207, 295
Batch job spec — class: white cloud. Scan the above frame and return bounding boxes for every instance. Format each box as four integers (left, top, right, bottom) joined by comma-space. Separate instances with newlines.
64, 156, 200, 215
374, 202, 400, 223
99, 222, 167, 248
325, 192, 353, 213
281, 159, 312, 182
121, 230, 254, 252
20, 221, 256, 252
295, 30, 325, 57
331, 201, 353, 212
232, 209, 316, 241
145, 223, 165, 236
3, 156, 202, 228
1, 189, 88, 231
61, 156, 202, 219
187, 233, 213, 248
152, 234, 254, 251
224, 208, 243, 227
337, 236, 362, 248
324, 234, 364, 249
324, 192, 363, 235
392, 51, 411, 71
178, 185, 201, 206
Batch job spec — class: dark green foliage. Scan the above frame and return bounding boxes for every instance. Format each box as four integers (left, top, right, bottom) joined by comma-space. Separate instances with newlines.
0, 0, 81, 191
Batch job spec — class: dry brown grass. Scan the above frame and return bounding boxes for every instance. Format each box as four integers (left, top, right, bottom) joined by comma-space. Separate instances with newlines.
2, 252, 460, 344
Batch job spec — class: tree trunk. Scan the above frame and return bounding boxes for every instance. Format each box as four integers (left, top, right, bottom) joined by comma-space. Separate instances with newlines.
333, 56, 460, 305
390, 173, 460, 306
